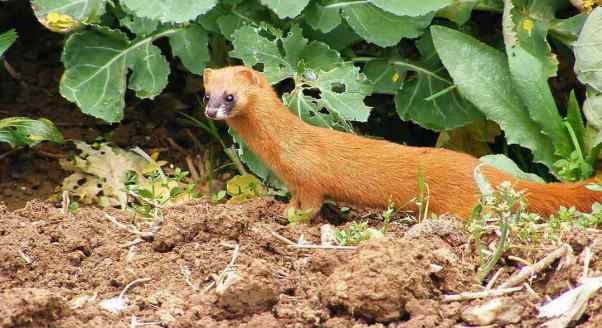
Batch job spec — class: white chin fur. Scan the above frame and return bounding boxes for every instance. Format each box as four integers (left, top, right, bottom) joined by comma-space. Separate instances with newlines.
207, 105, 230, 120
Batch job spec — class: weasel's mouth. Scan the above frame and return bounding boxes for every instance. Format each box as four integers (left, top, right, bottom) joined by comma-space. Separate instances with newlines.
205, 105, 231, 120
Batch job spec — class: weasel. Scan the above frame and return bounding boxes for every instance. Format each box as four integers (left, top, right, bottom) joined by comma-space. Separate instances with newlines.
202, 66, 601, 219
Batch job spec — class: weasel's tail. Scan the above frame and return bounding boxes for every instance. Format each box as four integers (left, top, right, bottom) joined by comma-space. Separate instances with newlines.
514, 177, 601, 216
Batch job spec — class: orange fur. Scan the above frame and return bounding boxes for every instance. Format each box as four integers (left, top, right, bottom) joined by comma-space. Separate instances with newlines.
203, 66, 600, 219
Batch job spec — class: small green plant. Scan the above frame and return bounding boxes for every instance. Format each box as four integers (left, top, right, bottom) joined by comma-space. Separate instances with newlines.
381, 200, 396, 234
473, 180, 530, 283
286, 207, 314, 225
125, 166, 198, 219
334, 220, 371, 246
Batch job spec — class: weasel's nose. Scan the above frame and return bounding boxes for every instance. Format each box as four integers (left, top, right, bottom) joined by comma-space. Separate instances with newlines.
205, 107, 217, 118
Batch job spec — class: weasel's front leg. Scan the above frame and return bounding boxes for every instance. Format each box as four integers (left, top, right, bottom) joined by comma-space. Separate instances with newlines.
284, 190, 324, 222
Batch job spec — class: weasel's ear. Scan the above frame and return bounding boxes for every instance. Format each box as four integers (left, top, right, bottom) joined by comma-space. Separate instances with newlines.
237, 68, 265, 87
203, 68, 214, 85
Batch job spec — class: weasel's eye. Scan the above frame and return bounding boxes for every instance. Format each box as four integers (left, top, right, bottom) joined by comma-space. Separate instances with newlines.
225, 94, 234, 102
203, 94, 210, 103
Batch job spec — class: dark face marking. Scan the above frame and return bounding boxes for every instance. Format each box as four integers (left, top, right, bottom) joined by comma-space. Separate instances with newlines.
204, 92, 236, 120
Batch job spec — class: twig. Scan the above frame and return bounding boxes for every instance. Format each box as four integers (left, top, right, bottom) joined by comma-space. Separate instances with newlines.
499, 245, 570, 289
119, 278, 151, 300
103, 214, 154, 240
442, 286, 523, 302
121, 238, 144, 248
288, 244, 357, 250
127, 191, 165, 209
185, 155, 200, 182
270, 230, 297, 245
201, 243, 241, 295
508, 255, 531, 266
582, 247, 592, 280
485, 267, 505, 290
180, 264, 199, 291
524, 282, 538, 297
18, 249, 32, 264
3, 59, 21, 80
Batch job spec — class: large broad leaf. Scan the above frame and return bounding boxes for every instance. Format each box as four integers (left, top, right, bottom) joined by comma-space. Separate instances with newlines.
301, 21, 362, 50
437, 0, 477, 25
168, 24, 210, 75
479, 154, 545, 183
121, 0, 218, 23
394, 33, 482, 131
341, 3, 433, 47
369, 0, 452, 16
574, 7, 602, 93
0, 117, 64, 148
60, 26, 177, 122
502, 0, 572, 158
259, 0, 310, 18
0, 29, 17, 57
431, 25, 558, 174
550, 13, 587, 46
303, 0, 342, 33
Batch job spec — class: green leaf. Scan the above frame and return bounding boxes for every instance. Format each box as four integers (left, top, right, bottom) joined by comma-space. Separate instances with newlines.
259, 0, 310, 18
0, 29, 17, 57
394, 33, 482, 131
566, 90, 585, 152
303, 1, 342, 33
308, 65, 372, 122
479, 154, 545, 183
342, 4, 433, 47
301, 21, 362, 50
168, 24, 209, 74
502, 0, 571, 158
369, 0, 452, 16
119, 15, 159, 36
60, 26, 176, 123
550, 13, 587, 46
437, 0, 477, 25
31, 0, 106, 21
574, 7, 602, 93
0, 117, 64, 148
363, 57, 406, 94
431, 25, 558, 173
121, 0, 218, 23
230, 25, 293, 83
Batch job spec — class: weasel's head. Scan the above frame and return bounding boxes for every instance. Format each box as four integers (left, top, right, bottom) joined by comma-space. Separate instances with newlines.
202, 66, 269, 120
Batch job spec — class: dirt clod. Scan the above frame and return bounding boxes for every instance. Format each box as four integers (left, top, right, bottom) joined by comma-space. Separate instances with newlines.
0, 288, 70, 328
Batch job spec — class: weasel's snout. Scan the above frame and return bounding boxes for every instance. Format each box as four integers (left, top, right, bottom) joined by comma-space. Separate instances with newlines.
205, 106, 218, 119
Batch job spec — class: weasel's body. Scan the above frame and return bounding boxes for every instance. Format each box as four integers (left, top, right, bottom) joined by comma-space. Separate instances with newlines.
203, 66, 600, 219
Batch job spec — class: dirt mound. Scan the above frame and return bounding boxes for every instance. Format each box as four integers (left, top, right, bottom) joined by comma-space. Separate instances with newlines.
1, 199, 602, 327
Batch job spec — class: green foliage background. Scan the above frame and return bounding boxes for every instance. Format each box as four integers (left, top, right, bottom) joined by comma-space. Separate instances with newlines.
22, 0, 602, 183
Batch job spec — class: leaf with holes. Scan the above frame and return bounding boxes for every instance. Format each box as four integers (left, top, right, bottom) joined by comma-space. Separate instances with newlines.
121, 0, 218, 23
394, 33, 482, 131
0, 117, 64, 148
60, 26, 177, 123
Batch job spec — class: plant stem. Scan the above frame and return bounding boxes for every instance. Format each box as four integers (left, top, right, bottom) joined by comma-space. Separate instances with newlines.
477, 213, 509, 283
424, 85, 457, 101
352, 57, 453, 85
323, 0, 369, 9
565, 121, 584, 161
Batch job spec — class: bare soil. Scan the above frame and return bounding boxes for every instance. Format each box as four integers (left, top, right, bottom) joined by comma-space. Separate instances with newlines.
1, 198, 602, 327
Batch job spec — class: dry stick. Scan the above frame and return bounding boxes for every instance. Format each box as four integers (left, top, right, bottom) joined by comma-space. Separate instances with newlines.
288, 244, 358, 251
485, 267, 505, 290
498, 245, 570, 289
185, 155, 201, 182
103, 214, 154, 240
582, 247, 592, 280
119, 278, 151, 300
270, 229, 358, 251
442, 286, 523, 302
202, 243, 240, 294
